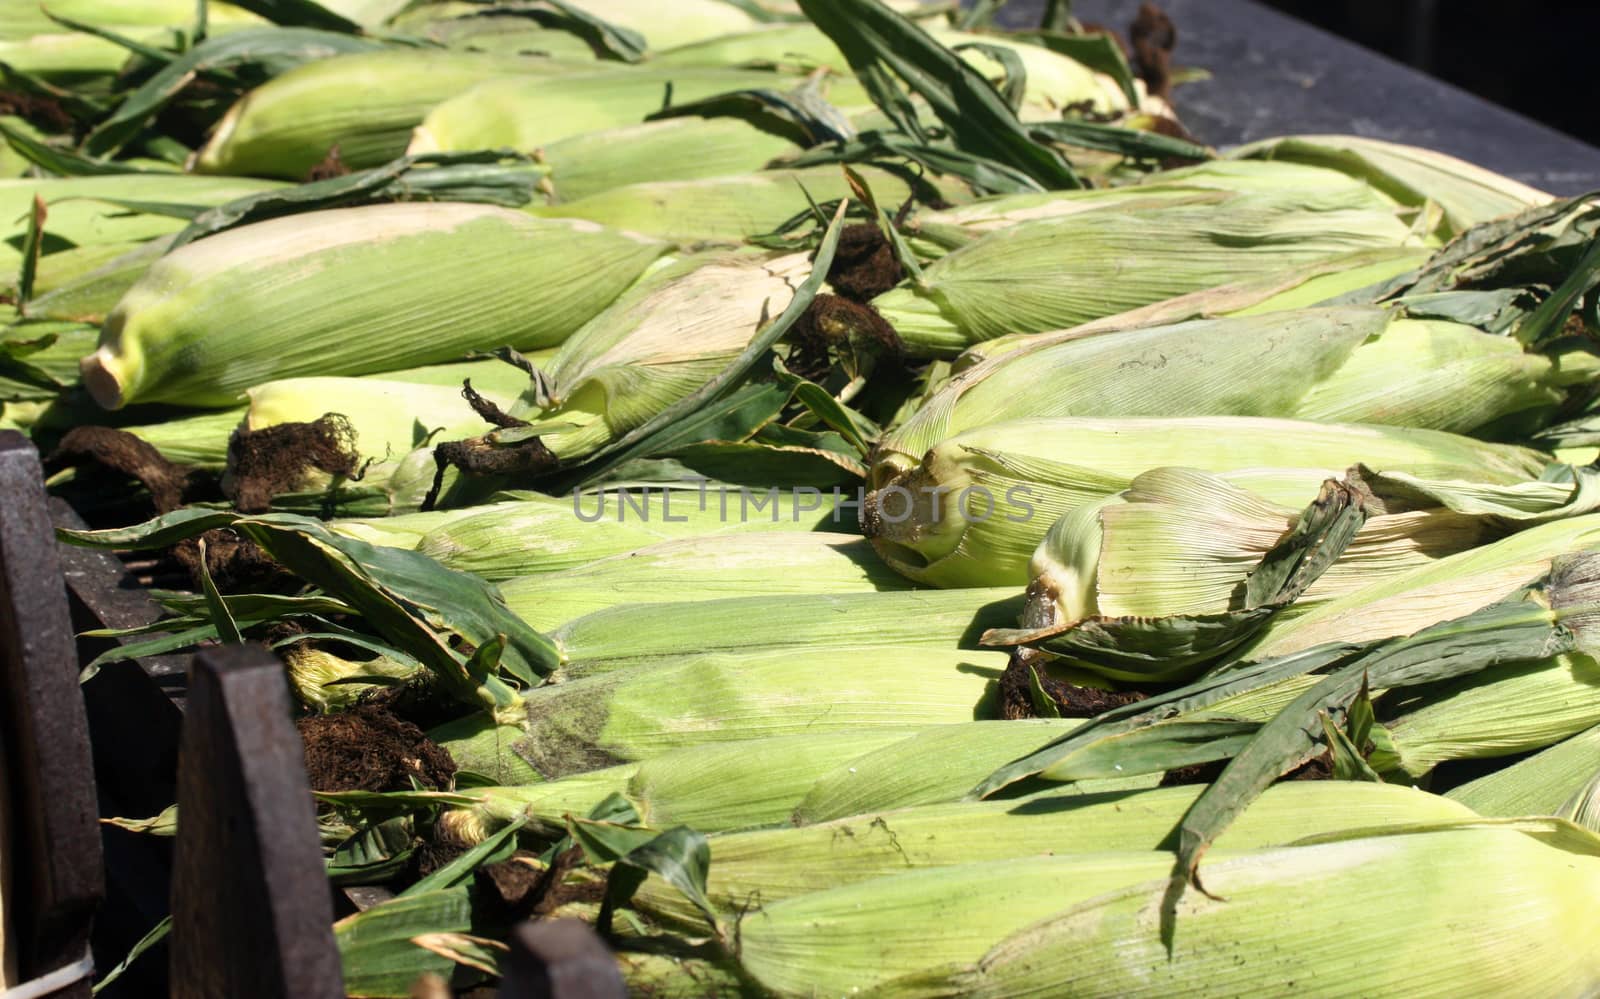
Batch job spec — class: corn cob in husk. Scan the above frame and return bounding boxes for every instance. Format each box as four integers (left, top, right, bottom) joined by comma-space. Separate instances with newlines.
113, 357, 541, 470
414, 487, 852, 581
1230, 133, 1552, 238
528, 164, 963, 244
613, 953, 750, 999
656, 23, 1132, 117
444, 250, 807, 476
432, 643, 1005, 780
438, 728, 919, 841
0, 4, 261, 81
403, 15, 603, 61
632, 780, 1478, 928
829, 827, 1600, 999
81, 202, 668, 409
548, 586, 1022, 679
408, 66, 831, 154
1249, 512, 1600, 659
865, 416, 1548, 588
326, 497, 539, 550
437, 765, 642, 839
499, 532, 913, 631
904, 160, 1396, 256
403, 0, 764, 52
870, 186, 1422, 357
788, 718, 1152, 825
949, 245, 1428, 372
534, 115, 804, 204
1022, 463, 1600, 633
0, 174, 281, 277
1168, 517, 1600, 776
0, 1, 253, 37
1384, 654, 1600, 776
196, 50, 594, 179
283, 644, 419, 714
878, 309, 1600, 476
1448, 722, 1600, 824
223, 369, 536, 508
22, 238, 178, 327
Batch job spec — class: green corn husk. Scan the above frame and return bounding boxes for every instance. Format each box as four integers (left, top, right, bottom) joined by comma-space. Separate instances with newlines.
0, 116, 42, 178
438, 728, 919, 840
327, 495, 540, 549
196, 50, 594, 179
631, 780, 1478, 928
0, 1, 254, 37
864, 416, 1549, 588
414, 487, 853, 581
1180, 516, 1600, 766
241, 364, 533, 455
121, 408, 246, 469
0, 321, 98, 403
283, 644, 419, 713
436, 765, 642, 842
904, 160, 1400, 257
877, 308, 1598, 476
1019, 468, 1490, 631
82, 202, 669, 409
528, 165, 965, 244
0, 4, 261, 81
0, 174, 282, 276
791, 719, 1133, 825
412, 0, 763, 51
870, 187, 1422, 357
499, 532, 914, 631
854, 827, 1600, 999
408, 15, 604, 60
656, 23, 1132, 116
433, 643, 1006, 780
14, 240, 162, 304
118, 357, 542, 469
950, 246, 1428, 371
24, 238, 176, 326
1022, 463, 1600, 633
408, 66, 827, 154
1448, 722, 1600, 825
1230, 133, 1552, 238
536, 115, 803, 204
468, 250, 808, 470
1384, 653, 1600, 777
548, 586, 1023, 679
318, 0, 412, 25
1249, 512, 1600, 659
734, 852, 1185, 996
615, 952, 751, 999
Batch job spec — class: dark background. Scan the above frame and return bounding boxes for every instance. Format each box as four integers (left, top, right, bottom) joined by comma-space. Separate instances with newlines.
1019, 0, 1600, 194
1259, 0, 1600, 149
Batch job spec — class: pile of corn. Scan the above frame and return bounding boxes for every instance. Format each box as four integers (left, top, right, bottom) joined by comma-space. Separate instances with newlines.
11, 1, 1600, 996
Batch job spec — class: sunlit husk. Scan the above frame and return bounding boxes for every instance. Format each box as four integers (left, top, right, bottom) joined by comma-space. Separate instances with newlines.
633, 781, 1476, 928
498, 251, 808, 464
1229, 133, 1552, 238
1022, 467, 1496, 630
499, 532, 913, 631
446, 644, 1005, 780
880, 828, 1600, 999
408, 67, 826, 154
549, 587, 1022, 679
1448, 722, 1600, 826
83, 202, 667, 408
865, 416, 1547, 587
196, 50, 589, 179
414, 487, 851, 581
